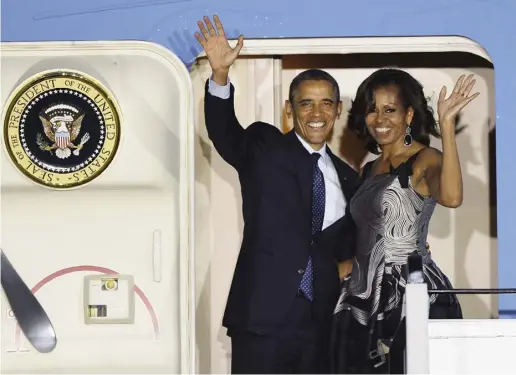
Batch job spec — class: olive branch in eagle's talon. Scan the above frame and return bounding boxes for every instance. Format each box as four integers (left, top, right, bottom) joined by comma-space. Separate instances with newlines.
36, 133, 56, 154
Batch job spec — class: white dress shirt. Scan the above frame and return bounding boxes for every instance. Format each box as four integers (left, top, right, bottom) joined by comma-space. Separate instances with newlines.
208, 77, 347, 230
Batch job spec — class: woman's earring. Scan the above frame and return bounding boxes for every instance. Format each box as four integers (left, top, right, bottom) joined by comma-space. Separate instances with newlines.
404, 124, 413, 147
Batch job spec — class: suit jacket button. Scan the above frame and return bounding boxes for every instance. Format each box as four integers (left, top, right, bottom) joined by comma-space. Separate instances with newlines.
298, 269, 304, 274
310, 240, 314, 245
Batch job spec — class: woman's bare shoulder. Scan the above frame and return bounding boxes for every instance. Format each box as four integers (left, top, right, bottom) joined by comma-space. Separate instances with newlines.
414, 146, 442, 168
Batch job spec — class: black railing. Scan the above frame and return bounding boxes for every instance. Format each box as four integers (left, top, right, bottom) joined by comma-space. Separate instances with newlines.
408, 253, 516, 295
429, 288, 516, 294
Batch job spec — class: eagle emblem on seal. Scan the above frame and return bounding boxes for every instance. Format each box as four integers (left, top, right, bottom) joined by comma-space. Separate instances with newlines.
36, 103, 91, 159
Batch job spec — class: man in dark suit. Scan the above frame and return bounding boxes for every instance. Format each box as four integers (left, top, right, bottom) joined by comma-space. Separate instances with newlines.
195, 15, 358, 374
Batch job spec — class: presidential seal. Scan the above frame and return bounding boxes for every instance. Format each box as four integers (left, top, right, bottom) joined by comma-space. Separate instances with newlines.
2, 69, 121, 189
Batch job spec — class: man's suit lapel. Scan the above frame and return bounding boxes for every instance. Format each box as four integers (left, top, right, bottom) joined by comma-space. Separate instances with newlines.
284, 130, 358, 222
316, 148, 356, 249
284, 130, 358, 255
284, 130, 312, 217
327, 147, 356, 202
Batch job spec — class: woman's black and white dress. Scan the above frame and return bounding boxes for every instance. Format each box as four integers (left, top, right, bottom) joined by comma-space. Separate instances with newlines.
331, 151, 463, 374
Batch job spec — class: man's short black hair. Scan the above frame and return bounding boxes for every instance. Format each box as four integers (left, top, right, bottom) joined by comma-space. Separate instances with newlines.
288, 69, 341, 104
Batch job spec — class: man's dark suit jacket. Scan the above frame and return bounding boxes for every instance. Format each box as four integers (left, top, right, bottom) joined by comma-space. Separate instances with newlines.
204, 80, 359, 336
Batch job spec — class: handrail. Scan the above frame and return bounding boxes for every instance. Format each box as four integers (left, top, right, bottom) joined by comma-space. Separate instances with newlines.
429, 288, 516, 294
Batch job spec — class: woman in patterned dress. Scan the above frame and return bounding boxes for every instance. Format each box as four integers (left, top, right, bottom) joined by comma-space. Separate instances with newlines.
331, 69, 479, 374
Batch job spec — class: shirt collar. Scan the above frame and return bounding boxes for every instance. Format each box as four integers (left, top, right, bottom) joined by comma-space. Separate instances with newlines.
295, 132, 329, 165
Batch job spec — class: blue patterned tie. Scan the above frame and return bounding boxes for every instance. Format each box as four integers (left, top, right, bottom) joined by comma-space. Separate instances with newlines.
299, 153, 325, 301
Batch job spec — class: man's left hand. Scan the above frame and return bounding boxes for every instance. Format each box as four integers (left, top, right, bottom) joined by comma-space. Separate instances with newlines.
337, 260, 353, 280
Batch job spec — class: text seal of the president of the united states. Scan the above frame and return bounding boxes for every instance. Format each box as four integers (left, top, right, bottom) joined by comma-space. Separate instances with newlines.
2, 69, 122, 189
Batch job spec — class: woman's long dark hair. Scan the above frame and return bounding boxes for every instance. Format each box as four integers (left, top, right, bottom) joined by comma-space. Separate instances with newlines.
347, 68, 441, 154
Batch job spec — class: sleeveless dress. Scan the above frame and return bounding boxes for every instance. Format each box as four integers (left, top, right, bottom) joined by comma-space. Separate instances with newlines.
330, 151, 462, 374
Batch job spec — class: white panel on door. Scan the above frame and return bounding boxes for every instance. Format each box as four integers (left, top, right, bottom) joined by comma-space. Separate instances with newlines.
0, 41, 195, 374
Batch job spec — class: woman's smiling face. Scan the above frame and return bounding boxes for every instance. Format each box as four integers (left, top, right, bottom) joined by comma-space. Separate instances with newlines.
365, 85, 414, 147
